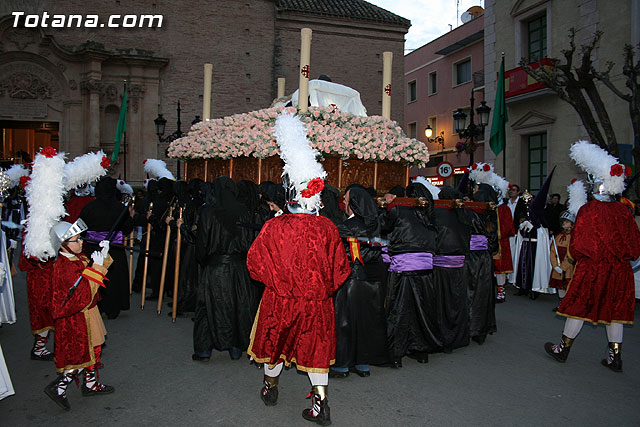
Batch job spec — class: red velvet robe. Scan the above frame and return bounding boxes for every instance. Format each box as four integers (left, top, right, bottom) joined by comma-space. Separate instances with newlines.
246, 213, 351, 372
50, 254, 107, 372
493, 203, 515, 273
558, 200, 640, 324
18, 252, 55, 334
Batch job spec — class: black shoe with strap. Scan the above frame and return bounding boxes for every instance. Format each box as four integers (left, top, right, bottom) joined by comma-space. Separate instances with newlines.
601, 342, 623, 372
44, 372, 76, 411
302, 386, 331, 426
544, 334, 574, 363
81, 368, 115, 396
260, 375, 279, 406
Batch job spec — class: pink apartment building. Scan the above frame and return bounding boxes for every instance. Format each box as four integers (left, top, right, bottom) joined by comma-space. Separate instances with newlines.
405, 12, 485, 186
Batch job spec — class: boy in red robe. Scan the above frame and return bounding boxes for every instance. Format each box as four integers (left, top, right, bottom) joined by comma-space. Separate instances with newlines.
44, 219, 115, 410
247, 112, 350, 425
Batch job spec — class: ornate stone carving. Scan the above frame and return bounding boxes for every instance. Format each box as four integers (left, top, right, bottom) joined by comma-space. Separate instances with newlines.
0, 71, 52, 99
56, 63, 66, 73
128, 84, 145, 113
68, 80, 78, 90
5, 28, 36, 51
80, 78, 103, 94
104, 84, 118, 102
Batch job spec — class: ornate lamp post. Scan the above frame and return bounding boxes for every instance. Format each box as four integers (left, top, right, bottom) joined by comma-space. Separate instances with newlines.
425, 125, 445, 151
155, 101, 199, 180
454, 90, 491, 165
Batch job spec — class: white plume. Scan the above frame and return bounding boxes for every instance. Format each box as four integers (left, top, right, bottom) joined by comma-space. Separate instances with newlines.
566, 180, 588, 216
63, 151, 109, 191
5, 164, 29, 188
469, 162, 509, 199
274, 111, 327, 213
116, 179, 134, 195
412, 176, 440, 200
143, 178, 155, 190
569, 140, 626, 195
144, 159, 175, 180
24, 150, 67, 260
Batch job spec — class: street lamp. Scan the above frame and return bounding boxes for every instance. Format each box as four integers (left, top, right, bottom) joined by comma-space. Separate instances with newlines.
454, 91, 491, 165
424, 125, 445, 151
155, 101, 199, 180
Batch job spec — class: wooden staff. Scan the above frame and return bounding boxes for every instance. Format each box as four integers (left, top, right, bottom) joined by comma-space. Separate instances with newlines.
128, 230, 134, 295
140, 202, 153, 309
157, 206, 174, 314
171, 207, 184, 323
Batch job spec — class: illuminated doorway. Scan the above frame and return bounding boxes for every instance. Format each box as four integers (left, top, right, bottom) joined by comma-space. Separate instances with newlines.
0, 120, 59, 166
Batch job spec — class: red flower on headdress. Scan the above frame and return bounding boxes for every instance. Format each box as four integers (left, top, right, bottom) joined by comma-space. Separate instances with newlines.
143, 159, 148, 164
482, 164, 491, 172
100, 156, 110, 169
23, 162, 31, 169
119, 180, 125, 185
20, 175, 31, 189
610, 164, 623, 177
624, 166, 632, 178
571, 178, 577, 184
40, 146, 57, 158
300, 177, 325, 198
471, 163, 478, 170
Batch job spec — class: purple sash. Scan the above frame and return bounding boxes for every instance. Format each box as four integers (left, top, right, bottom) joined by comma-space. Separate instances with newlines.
381, 246, 391, 264
86, 230, 124, 244
388, 252, 433, 272
470, 234, 488, 251
433, 255, 466, 268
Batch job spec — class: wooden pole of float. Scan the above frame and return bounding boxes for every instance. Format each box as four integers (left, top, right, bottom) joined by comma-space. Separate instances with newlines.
277, 78, 286, 98
204, 160, 208, 182
382, 52, 393, 119
156, 206, 173, 314
203, 64, 213, 120
405, 167, 410, 187
140, 202, 153, 309
229, 158, 234, 180
373, 162, 378, 190
257, 158, 262, 184
128, 230, 134, 295
183, 161, 187, 181
171, 207, 183, 323
338, 159, 343, 189
298, 28, 312, 113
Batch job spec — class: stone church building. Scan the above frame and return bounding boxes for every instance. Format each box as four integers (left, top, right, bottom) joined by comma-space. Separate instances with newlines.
0, 0, 410, 183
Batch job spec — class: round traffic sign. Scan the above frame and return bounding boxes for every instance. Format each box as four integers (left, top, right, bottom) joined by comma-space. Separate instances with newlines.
437, 161, 454, 179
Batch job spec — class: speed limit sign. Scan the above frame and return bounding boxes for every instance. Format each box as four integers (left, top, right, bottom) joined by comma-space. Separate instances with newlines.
437, 161, 454, 179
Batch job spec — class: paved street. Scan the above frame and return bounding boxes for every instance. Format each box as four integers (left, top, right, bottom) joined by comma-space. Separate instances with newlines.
1, 266, 639, 426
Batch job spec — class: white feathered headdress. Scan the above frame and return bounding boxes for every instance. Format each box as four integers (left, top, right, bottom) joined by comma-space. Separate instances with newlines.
566, 179, 588, 217
5, 164, 29, 188
468, 162, 509, 200
274, 111, 327, 213
116, 179, 134, 195
569, 140, 630, 195
63, 151, 110, 191
412, 176, 440, 200
24, 147, 67, 260
144, 159, 175, 180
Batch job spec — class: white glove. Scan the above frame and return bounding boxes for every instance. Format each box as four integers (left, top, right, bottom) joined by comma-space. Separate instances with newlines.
519, 220, 533, 232
554, 266, 563, 275
9, 239, 17, 250
99, 240, 110, 258
91, 251, 105, 266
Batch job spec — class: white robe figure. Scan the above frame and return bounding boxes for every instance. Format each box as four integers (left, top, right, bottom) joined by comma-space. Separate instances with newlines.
291, 80, 368, 116
0, 229, 16, 325
0, 344, 14, 400
531, 226, 555, 294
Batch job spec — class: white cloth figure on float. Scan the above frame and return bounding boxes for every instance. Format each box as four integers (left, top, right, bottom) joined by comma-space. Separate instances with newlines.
0, 228, 16, 325
0, 344, 14, 400
291, 80, 368, 116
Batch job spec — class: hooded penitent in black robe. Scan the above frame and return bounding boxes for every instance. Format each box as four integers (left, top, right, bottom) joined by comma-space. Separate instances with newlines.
433, 187, 471, 352
381, 182, 439, 363
333, 187, 388, 369
465, 184, 499, 344
167, 180, 202, 313
320, 184, 346, 226
193, 177, 259, 355
80, 177, 134, 319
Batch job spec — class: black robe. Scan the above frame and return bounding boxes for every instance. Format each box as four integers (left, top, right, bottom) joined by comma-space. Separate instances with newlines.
193, 178, 259, 353
433, 200, 471, 351
382, 183, 439, 360
333, 188, 388, 368
80, 177, 134, 318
